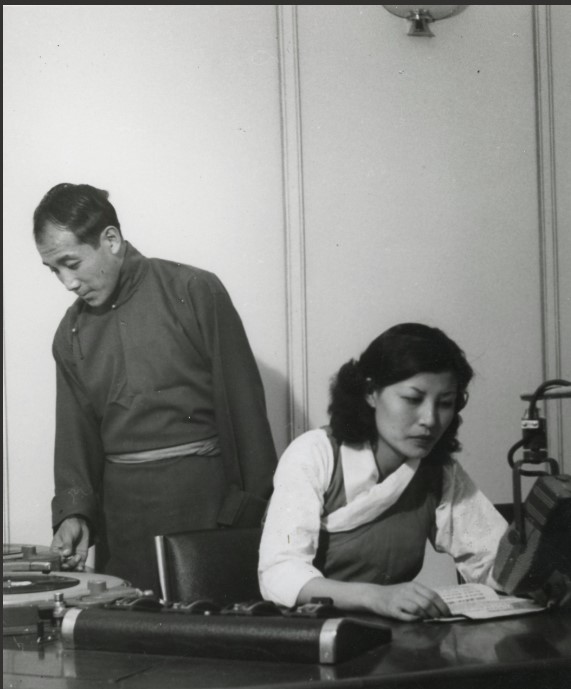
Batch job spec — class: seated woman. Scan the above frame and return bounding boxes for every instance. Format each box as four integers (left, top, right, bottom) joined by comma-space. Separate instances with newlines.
258, 322, 508, 621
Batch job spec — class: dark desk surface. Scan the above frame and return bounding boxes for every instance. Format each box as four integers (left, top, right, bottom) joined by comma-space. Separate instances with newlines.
4, 609, 571, 689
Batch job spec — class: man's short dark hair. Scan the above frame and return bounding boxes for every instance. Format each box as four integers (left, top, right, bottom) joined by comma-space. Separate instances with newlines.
33, 183, 121, 247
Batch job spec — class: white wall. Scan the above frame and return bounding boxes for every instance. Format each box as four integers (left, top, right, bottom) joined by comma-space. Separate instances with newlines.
3, 5, 288, 545
4, 6, 570, 586
298, 5, 544, 502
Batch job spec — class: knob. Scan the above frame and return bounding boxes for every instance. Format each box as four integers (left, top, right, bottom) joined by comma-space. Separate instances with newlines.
87, 580, 108, 594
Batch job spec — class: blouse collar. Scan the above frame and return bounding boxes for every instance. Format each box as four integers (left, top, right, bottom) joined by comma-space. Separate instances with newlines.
322, 444, 420, 533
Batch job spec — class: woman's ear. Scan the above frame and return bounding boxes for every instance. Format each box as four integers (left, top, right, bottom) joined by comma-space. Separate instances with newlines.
364, 378, 377, 408
458, 390, 469, 411
365, 390, 377, 409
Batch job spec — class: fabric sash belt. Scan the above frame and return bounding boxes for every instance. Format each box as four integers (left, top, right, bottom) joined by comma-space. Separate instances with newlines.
106, 437, 220, 464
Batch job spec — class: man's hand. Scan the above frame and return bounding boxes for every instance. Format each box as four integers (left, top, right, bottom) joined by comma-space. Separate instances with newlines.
50, 516, 90, 570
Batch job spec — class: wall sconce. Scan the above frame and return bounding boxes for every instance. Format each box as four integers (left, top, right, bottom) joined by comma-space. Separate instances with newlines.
383, 5, 467, 37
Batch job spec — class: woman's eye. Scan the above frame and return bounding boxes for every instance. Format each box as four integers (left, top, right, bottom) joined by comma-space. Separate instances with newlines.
402, 397, 421, 404
438, 400, 455, 409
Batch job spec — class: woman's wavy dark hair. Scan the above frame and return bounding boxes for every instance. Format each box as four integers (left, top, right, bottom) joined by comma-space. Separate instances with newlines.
328, 323, 473, 455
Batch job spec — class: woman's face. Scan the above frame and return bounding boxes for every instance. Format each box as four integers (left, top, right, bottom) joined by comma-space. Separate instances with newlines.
366, 371, 458, 465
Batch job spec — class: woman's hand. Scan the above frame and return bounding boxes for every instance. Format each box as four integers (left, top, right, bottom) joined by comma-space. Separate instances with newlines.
365, 581, 451, 621
298, 577, 451, 622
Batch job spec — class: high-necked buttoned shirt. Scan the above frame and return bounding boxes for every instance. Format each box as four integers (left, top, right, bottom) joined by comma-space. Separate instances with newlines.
51, 242, 276, 532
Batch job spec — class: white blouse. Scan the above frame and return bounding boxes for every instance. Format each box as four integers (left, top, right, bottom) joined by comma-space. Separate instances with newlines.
258, 428, 508, 607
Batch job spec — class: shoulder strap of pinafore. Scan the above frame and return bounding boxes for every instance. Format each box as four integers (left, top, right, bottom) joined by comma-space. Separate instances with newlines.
320, 425, 347, 515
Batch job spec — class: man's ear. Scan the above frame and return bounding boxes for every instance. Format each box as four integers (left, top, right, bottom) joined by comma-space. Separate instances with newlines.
100, 226, 123, 255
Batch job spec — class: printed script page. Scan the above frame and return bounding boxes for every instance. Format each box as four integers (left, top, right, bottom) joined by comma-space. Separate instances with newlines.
431, 583, 546, 621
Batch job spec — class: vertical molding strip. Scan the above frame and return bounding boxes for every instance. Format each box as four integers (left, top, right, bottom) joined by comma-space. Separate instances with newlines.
277, 5, 309, 442
3, 316, 11, 544
532, 6, 565, 469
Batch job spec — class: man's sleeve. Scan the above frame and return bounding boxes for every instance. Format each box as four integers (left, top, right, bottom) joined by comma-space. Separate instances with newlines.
51, 336, 105, 534
185, 271, 278, 527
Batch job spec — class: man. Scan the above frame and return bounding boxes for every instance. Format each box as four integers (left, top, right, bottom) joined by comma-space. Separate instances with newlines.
34, 183, 277, 592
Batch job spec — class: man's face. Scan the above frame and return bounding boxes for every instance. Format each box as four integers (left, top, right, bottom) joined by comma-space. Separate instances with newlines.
37, 222, 123, 307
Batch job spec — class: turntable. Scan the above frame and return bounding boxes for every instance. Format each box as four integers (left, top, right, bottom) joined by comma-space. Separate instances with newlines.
3, 569, 138, 609
3, 544, 392, 664
3, 543, 148, 636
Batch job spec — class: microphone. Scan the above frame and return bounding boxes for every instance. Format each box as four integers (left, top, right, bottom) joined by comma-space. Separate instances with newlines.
493, 380, 571, 595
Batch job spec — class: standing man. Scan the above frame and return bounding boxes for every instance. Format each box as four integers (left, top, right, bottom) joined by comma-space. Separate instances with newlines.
34, 183, 277, 592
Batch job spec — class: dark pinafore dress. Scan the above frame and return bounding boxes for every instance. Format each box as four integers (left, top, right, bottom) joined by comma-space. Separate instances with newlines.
314, 428, 445, 585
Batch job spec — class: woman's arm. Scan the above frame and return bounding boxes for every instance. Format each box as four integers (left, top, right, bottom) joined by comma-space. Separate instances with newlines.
432, 459, 508, 587
298, 577, 451, 622
258, 430, 335, 606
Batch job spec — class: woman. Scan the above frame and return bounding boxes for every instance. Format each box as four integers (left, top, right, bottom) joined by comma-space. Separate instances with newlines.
258, 323, 508, 621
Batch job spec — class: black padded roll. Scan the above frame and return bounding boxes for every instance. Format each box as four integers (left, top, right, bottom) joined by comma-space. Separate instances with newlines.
63, 607, 391, 664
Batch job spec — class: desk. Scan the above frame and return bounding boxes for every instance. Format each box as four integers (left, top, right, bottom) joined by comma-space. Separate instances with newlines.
4, 609, 570, 689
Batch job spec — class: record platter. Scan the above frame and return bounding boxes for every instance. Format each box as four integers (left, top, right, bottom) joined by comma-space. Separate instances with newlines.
3, 570, 136, 609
